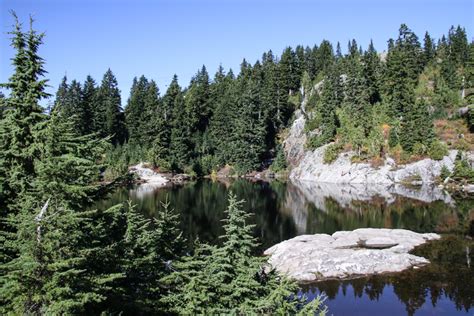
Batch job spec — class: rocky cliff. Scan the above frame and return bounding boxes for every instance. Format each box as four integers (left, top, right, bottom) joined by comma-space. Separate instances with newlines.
284, 109, 462, 184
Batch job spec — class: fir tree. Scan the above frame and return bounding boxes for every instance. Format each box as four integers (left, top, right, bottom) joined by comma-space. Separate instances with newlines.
97, 69, 125, 144
0, 13, 49, 210
168, 76, 192, 170
423, 31, 435, 65
125, 75, 149, 144
161, 193, 327, 315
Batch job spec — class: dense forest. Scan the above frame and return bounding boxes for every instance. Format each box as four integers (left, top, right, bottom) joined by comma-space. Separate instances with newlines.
0, 14, 328, 315
47, 22, 474, 179
0, 10, 473, 315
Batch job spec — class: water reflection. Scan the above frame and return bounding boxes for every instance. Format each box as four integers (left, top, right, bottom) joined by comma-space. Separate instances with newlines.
303, 236, 474, 316
95, 178, 474, 315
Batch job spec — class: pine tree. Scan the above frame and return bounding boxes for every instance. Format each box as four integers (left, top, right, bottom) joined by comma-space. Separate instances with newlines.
385, 24, 423, 118
363, 40, 382, 105
125, 75, 149, 144
97, 69, 125, 144
231, 77, 266, 174
81, 75, 98, 135
32, 108, 109, 209
399, 99, 435, 152
53, 75, 68, 112
279, 47, 300, 94
423, 31, 435, 65
0, 13, 49, 210
168, 75, 192, 171
208, 69, 237, 165
309, 63, 342, 148
161, 193, 327, 315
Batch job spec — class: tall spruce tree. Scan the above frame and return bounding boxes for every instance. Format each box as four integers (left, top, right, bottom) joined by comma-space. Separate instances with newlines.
125, 75, 149, 144
97, 69, 125, 144
168, 76, 191, 170
0, 13, 49, 210
161, 193, 327, 315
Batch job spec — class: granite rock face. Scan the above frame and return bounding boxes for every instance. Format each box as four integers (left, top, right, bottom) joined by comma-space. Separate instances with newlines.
264, 228, 440, 282
128, 163, 169, 185
284, 109, 461, 184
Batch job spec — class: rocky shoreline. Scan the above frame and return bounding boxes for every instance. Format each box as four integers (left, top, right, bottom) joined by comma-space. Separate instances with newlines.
284, 109, 473, 186
264, 228, 440, 283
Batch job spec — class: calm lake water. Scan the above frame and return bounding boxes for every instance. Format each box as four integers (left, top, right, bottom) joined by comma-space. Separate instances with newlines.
96, 179, 474, 316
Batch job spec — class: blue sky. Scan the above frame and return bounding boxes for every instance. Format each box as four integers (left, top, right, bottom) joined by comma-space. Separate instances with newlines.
1, 0, 473, 106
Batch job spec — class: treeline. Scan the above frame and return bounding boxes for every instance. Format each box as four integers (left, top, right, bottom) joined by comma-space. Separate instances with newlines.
51, 24, 473, 177
305, 24, 473, 164
0, 14, 327, 314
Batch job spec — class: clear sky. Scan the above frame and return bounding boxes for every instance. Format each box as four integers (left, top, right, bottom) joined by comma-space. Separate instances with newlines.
1, 0, 473, 107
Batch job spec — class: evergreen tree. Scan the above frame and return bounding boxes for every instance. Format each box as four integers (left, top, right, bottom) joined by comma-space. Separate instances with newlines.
32, 108, 109, 209
423, 31, 435, 65
279, 47, 300, 94
308, 63, 342, 148
363, 40, 382, 105
384, 24, 425, 151
161, 193, 327, 315
231, 78, 266, 174
125, 75, 149, 143
208, 69, 237, 165
399, 99, 435, 152
81, 75, 98, 135
0, 13, 49, 210
168, 76, 191, 170
97, 69, 125, 144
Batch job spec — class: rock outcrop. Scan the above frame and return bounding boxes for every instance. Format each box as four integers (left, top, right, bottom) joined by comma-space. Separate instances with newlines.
284, 109, 461, 184
129, 163, 169, 185
264, 228, 440, 282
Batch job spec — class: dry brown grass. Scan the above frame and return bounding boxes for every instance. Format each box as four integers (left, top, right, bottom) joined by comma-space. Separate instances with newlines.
434, 119, 474, 151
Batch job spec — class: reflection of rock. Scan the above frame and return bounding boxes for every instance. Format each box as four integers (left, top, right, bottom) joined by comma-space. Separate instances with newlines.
289, 180, 454, 213
264, 228, 440, 282
129, 182, 171, 200
280, 183, 310, 234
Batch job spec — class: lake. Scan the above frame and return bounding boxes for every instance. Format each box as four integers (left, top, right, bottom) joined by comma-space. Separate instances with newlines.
96, 179, 474, 316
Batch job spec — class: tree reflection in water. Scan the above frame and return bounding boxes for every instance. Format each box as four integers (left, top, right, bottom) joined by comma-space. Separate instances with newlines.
95, 178, 474, 315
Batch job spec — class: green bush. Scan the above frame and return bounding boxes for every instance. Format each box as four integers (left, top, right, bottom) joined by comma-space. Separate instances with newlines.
323, 143, 343, 164
412, 142, 428, 156
200, 154, 220, 175
428, 140, 449, 160
440, 165, 451, 180
270, 144, 287, 173
452, 152, 474, 183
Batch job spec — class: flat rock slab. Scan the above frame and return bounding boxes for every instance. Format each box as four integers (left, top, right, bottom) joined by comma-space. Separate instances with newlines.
264, 228, 440, 282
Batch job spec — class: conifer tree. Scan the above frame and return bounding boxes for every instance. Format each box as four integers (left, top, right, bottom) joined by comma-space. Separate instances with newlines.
231, 78, 266, 173
0, 13, 49, 210
208, 69, 237, 165
168, 76, 192, 170
161, 193, 327, 315
81, 75, 98, 135
97, 69, 125, 144
399, 99, 435, 152
125, 75, 149, 143
423, 31, 435, 65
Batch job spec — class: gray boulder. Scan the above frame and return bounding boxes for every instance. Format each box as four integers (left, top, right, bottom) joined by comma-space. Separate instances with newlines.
264, 228, 440, 282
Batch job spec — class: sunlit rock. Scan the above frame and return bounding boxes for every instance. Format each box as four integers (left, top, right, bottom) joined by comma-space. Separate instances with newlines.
264, 228, 440, 282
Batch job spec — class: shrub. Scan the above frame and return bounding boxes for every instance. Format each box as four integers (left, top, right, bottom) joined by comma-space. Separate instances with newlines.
200, 154, 219, 175
452, 152, 474, 183
412, 142, 428, 156
270, 144, 287, 173
440, 165, 451, 180
428, 140, 449, 160
323, 143, 343, 164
